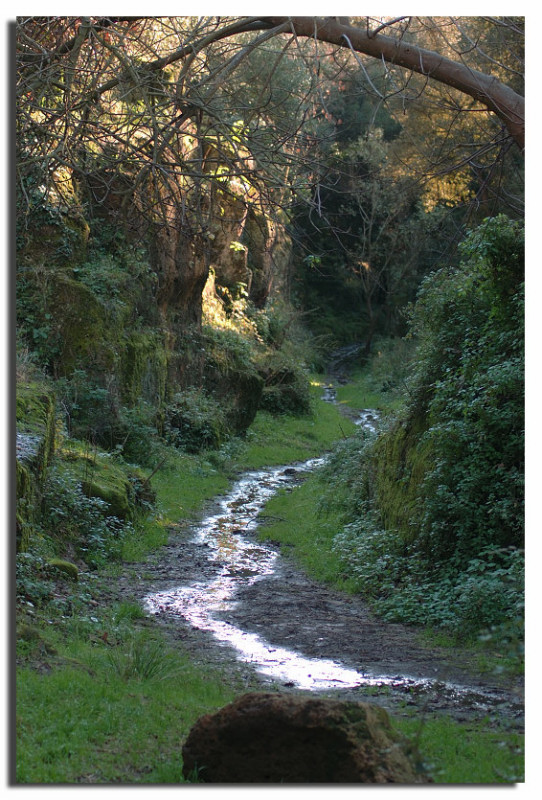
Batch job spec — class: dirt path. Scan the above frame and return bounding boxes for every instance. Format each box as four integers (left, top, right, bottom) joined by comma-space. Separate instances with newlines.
100, 487, 523, 731
99, 353, 523, 731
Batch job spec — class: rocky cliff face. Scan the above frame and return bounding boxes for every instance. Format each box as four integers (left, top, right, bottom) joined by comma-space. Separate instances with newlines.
16, 158, 294, 462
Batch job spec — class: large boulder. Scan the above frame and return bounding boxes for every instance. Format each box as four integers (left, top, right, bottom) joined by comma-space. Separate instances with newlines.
182, 692, 429, 784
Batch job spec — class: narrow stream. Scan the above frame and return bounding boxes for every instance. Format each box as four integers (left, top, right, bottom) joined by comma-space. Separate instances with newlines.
144, 383, 385, 689
143, 385, 522, 717
144, 457, 370, 689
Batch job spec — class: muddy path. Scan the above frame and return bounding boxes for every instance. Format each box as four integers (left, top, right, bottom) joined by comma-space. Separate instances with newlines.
101, 463, 523, 732
98, 347, 523, 731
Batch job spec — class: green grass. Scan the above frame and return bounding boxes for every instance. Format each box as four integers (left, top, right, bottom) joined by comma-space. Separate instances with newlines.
257, 468, 358, 592
394, 715, 524, 784
16, 627, 237, 783
335, 367, 404, 413
241, 380, 356, 469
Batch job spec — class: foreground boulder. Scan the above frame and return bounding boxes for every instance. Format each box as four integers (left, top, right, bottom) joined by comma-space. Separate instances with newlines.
182, 692, 429, 784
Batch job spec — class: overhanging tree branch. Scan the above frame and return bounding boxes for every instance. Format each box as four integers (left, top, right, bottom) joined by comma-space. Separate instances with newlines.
254, 16, 525, 151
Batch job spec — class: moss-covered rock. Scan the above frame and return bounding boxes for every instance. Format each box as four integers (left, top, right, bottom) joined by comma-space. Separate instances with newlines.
371, 410, 433, 544
164, 389, 227, 453
16, 383, 57, 551
199, 325, 264, 435
71, 456, 134, 519
120, 330, 168, 407
47, 558, 79, 581
18, 210, 90, 269
16, 384, 56, 470
46, 273, 116, 376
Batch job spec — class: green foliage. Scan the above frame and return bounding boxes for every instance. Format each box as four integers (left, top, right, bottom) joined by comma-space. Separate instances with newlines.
333, 521, 524, 639
71, 245, 157, 324
201, 323, 259, 377
259, 355, 312, 415
57, 371, 161, 466
16, 551, 56, 608
164, 388, 227, 453
324, 216, 524, 640
39, 466, 130, 568
410, 215, 524, 560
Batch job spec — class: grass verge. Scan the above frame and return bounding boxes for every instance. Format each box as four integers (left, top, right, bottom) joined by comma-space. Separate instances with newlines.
395, 715, 524, 784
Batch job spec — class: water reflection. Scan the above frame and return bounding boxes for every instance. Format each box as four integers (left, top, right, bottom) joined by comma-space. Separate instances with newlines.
144, 457, 386, 689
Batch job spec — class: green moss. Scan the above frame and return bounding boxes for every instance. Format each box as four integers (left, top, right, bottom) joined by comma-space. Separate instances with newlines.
47, 558, 79, 581
47, 274, 114, 375
372, 411, 433, 543
201, 325, 264, 435
19, 212, 90, 268
16, 383, 57, 551
59, 444, 137, 520
120, 331, 168, 406
16, 384, 56, 464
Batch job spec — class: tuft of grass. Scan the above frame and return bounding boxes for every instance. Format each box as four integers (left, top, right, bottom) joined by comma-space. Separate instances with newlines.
106, 632, 181, 682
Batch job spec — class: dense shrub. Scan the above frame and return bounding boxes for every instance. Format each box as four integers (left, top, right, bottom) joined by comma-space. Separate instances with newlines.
411, 215, 524, 560
164, 389, 227, 453
324, 216, 524, 637
259, 355, 312, 415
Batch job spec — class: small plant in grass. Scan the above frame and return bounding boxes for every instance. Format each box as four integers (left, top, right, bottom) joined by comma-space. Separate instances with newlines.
112, 601, 147, 624
107, 632, 181, 682
16, 551, 55, 608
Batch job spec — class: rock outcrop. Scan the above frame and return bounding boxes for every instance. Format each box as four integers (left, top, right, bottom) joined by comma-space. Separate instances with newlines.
182, 692, 429, 784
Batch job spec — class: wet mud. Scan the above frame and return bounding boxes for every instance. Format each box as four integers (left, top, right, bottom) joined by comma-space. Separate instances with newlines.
104, 459, 523, 731
101, 360, 524, 730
